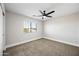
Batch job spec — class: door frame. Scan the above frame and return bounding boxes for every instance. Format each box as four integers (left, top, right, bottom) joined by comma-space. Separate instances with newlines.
0, 3, 5, 56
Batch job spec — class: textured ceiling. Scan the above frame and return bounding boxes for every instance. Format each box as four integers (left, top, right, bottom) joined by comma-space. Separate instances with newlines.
5, 3, 79, 20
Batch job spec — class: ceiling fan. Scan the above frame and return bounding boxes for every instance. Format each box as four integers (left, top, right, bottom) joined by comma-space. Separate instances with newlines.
33, 10, 55, 19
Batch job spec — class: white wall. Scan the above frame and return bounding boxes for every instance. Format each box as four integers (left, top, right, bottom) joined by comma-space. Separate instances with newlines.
1, 3, 6, 50
44, 13, 79, 46
6, 11, 43, 48
0, 5, 3, 55
6, 11, 79, 48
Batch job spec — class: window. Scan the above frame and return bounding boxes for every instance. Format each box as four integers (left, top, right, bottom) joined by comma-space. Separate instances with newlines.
24, 20, 37, 32
31, 22, 37, 32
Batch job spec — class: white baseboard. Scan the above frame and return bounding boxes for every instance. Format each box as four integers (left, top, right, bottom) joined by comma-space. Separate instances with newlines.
43, 36, 79, 47
6, 36, 79, 49
6, 36, 42, 48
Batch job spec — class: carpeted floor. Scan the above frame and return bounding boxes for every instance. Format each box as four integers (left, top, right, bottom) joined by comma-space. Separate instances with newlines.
4, 38, 79, 56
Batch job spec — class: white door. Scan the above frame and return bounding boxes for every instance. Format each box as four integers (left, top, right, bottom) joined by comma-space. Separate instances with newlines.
0, 5, 3, 56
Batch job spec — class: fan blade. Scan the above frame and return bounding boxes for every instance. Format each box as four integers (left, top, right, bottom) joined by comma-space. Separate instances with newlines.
46, 15, 52, 17
46, 11, 55, 15
33, 15, 42, 17
39, 10, 44, 15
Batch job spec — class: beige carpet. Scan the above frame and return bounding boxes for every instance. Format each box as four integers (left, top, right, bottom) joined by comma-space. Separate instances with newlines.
4, 38, 79, 56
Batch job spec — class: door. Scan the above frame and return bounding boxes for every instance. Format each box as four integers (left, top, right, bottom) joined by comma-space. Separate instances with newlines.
0, 5, 3, 56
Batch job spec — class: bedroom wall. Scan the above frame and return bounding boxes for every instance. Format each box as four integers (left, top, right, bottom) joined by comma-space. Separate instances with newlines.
44, 13, 79, 46
6, 11, 43, 48
1, 3, 6, 50
5, 11, 79, 48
